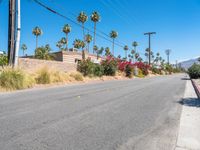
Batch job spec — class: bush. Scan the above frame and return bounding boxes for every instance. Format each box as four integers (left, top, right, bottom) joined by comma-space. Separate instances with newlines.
125, 64, 133, 78
134, 62, 150, 75
77, 59, 104, 77
0, 68, 34, 90
70, 72, 84, 81
137, 68, 145, 78
151, 67, 161, 74
94, 64, 104, 77
188, 63, 200, 79
36, 67, 51, 84
35, 44, 52, 60
78, 59, 95, 76
101, 56, 118, 76
0, 54, 8, 68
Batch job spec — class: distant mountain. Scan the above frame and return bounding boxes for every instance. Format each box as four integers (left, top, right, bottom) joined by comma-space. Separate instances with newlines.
179, 57, 200, 69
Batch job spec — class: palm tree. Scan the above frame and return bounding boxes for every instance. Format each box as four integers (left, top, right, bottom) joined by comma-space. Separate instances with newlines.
91, 11, 100, 52
85, 34, 92, 52
77, 11, 88, 40
132, 41, 138, 51
32, 26, 42, 49
56, 41, 63, 51
97, 47, 104, 59
135, 53, 139, 62
123, 45, 129, 60
110, 30, 118, 56
105, 47, 111, 56
73, 39, 82, 50
165, 49, 171, 64
131, 50, 135, 62
21, 44, 27, 56
62, 24, 71, 50
80, 41, 86, 51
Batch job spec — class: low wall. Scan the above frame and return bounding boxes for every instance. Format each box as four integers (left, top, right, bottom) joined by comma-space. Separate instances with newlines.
18, 58, 77, 73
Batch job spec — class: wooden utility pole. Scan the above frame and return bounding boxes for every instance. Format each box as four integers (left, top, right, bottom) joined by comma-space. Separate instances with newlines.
8, 0, 16, 66
144, 32, 156, 65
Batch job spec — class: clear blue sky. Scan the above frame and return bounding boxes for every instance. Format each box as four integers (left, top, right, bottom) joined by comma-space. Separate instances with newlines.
0, 0, 200, 63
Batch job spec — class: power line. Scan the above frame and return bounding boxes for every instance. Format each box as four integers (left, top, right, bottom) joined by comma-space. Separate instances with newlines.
32, 0, 125, 49
32, 0, 146, 58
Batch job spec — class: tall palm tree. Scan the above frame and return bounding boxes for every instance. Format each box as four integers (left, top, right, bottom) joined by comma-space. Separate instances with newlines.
123, 45, 129, 60
73, 39, 82, 50
131, 50, 135, 62
165, 49, 171, 64
132, 41, 138, 51
105, 47, 111, 56
21, 44, 27, 56
77, 11, 88, 40
32, 26, 42, 50
91, 11, 100, 53
110, 30, 118, 56
85, 34, 92, 52
56, 41, 63, 51
62, 24, 71, 50
80, 41, 86, 51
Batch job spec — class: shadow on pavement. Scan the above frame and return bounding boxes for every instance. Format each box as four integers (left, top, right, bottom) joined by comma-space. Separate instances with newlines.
178, 98, 200, 107
181, 77, 190, 80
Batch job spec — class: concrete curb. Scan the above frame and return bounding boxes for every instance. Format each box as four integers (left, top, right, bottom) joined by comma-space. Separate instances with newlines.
191, 79, 200, 98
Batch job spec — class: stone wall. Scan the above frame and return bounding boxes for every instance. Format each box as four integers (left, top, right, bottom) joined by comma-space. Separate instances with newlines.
18, 58, 77, 73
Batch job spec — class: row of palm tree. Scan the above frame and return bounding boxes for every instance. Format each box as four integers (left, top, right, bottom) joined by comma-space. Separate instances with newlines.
31, 11, 167, 64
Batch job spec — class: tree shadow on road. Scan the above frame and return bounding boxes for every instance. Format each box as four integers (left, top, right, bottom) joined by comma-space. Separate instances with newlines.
178, 98, 200, 107
181, 77, 190, 80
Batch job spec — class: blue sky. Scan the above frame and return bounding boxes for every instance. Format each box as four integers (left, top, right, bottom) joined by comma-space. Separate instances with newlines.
0, 0, 200, 63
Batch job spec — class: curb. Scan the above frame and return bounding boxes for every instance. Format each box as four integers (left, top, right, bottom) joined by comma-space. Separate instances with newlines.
191, 79, 200, 98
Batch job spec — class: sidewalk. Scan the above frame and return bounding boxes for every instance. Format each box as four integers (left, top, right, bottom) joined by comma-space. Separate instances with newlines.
176, 80, 200, 150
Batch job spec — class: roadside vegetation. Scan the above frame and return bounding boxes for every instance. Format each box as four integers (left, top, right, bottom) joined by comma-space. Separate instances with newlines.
188, 63, 200, 79
0, 10, 182, 91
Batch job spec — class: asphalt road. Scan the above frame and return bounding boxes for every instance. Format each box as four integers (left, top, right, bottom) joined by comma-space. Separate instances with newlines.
0, 74, 186, 150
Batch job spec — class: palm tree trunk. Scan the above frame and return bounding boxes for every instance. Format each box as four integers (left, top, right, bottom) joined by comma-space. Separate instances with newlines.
93, 22, 96, 54
36, 36, 38, 50
112, 39, 114, 56
88, 43, 90, 53
82, 23, 85, 41
125, 50, 127, 60
66, 33, 68, 51
23, 50, 24, 56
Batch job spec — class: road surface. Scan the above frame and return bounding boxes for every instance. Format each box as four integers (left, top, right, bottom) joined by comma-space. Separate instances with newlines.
0, 74, 186, 150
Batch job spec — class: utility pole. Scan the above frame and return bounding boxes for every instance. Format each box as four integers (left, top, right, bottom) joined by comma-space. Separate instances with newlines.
165, 49, 171, 65
144, 32, 156, 65
14, 0, 21, 66
8, 0, 16, 66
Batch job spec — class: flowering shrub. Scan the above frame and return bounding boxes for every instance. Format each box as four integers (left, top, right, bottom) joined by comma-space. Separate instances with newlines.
133, 62, 150, 75
101, 56, 118, 76
125, 64, 134, 78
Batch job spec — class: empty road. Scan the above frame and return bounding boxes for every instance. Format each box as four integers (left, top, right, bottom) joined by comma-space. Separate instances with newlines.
0, 74, 186, 150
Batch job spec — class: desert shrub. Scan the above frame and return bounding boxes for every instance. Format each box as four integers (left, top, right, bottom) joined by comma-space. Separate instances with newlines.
165, 64, 173, 74
137, 68, 145, 78
77, 59, 95, 76
101, 56, 118, 76
35, 67, 51, 84
151, 67, 161, 74
70, 72, 84, 81
0, 53, 8, 68
125, 64, 133, 78
188, 63, 200, 79
77, 59, 104, 77
0, 68, 34, 90
93, 64, 104, 77
134, 62, 150, 76
36, 67, 68, 84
